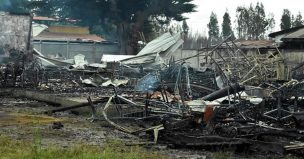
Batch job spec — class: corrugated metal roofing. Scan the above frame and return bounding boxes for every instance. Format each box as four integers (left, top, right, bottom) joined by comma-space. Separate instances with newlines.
269, 26, 304, 38
121, 32, 183, 66
283, 28, 304, 40
137, 32, 183, 56
234, 40, 275, 48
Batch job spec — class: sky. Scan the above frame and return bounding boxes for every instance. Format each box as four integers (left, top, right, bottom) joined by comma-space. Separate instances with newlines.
185, 0, 304, 36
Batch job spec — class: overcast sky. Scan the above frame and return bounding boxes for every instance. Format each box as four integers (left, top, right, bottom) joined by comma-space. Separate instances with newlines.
185, 0, 304, 35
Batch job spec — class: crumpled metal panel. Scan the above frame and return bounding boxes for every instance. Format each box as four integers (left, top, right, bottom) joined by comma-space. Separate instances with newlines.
137, 32, 182, 56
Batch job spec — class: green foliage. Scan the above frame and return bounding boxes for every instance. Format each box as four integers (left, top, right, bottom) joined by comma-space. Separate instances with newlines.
182, 20, 189, 35
281, 9, 292, 30
212, 151, 233, 159
0, 135, 167, 159
0, 0, 30, 13
292, 12, 304, 27
28, 0, 196, 54
221, 11, 235, 40
236, 2, 274, 40
207, 12, 219, 44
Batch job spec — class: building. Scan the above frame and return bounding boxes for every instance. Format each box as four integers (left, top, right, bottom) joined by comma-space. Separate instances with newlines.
269, 26, 304, 65
32, 17, 119, 63
269, 26, 304, 80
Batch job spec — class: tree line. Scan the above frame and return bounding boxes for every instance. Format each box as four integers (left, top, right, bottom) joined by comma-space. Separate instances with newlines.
1, 1, 303, 51
0, 0, 196, 55
205, 2, 303, 45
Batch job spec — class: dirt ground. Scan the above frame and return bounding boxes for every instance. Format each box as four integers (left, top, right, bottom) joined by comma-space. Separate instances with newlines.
0, 97, 215, 159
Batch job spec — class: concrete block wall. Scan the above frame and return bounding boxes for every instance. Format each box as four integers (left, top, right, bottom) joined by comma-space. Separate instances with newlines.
0, 12, 31, 52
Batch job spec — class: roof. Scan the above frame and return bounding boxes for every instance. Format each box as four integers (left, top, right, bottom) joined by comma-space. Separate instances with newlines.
47, 26, 90, 34
120, 32, 183, 66
137, 32, 183, 56
269, 26, 304, 38
282, 28, 304, 41
233, 40, 276, 49
33, 16, 57, 21
34, 31, 105, 42
33, 25, 105, 42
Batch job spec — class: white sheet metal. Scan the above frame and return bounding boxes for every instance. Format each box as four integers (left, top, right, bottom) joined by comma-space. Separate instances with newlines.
137, 32, 182, 56
121, 32, 183, 67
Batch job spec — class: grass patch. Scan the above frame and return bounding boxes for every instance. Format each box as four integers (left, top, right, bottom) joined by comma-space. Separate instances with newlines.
0, 132, 167, 159
212, 151, 233, 159
0, 113, 62, 126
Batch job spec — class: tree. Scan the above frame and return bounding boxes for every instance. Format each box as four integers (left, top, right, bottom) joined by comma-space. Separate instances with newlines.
236, 6, 249, 39
292, 12, 304, 27
221, 11, 234, 39
236, 2, 274, 40
281, 9, 292, 30
182, 20, 189, 35
0, 0, 30, 13
207, 12, 219, 44
29, 0, 196, 55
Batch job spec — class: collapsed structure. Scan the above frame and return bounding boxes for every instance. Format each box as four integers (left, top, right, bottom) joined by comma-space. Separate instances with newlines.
1, 11, 304, 157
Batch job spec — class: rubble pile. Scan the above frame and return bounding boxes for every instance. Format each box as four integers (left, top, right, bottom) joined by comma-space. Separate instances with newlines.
1, 32, 304, 157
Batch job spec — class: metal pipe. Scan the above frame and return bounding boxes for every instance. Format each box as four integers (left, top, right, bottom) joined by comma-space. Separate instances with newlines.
202, 84, 245, 101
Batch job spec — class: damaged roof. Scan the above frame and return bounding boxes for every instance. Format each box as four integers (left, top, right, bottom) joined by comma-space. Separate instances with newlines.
120, 32, 183, 66
137, 32, 183, 56
233, 40, 276, 49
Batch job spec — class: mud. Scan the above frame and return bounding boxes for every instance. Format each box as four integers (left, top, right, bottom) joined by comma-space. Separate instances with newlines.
0, 98, 213, 158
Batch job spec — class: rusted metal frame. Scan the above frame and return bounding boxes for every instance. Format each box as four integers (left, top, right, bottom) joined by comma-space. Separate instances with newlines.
231, 40, 253, 67
224, 40, 237, 60
224, 40, 254, 82
176, 36, 233, 63
209, 55, 231, 86
174, 64, 183, 95
214, 49, 227, 63
44, 98, 108, 114
241, 75, 257, 85
255, 48, 266, 78
102, 95, 134, 133
160, 80, 169, 103
243, 48, 266, 80
147, 100, 182, 113
185, 65, 192, 98
240, 64, 259, 82
102, 96, 166, 141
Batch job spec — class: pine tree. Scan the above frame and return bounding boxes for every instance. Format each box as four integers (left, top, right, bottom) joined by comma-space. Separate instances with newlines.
281, 9, 292, 30
207, 12, 219, 44
221, 11, 235, 39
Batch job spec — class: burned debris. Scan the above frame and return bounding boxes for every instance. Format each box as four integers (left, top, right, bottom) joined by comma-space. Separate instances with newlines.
1, 11, 304, 158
